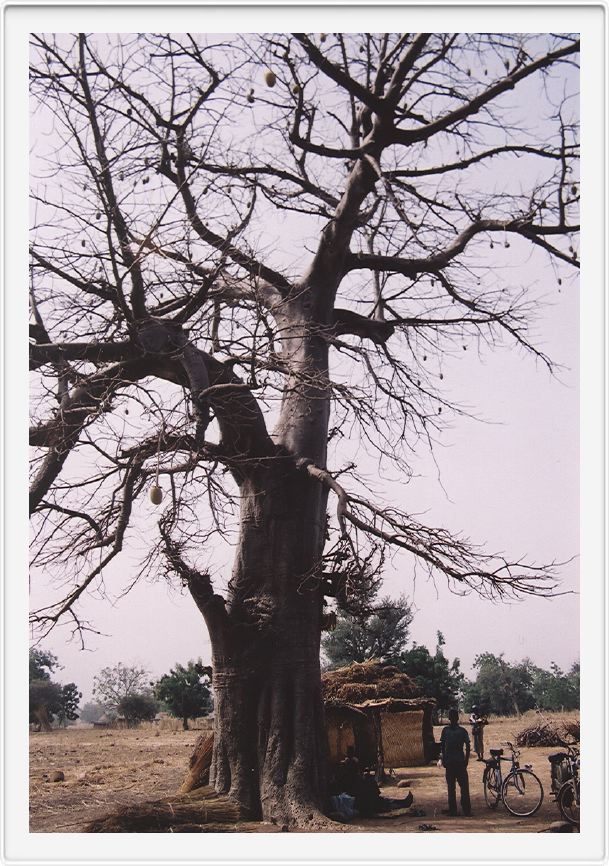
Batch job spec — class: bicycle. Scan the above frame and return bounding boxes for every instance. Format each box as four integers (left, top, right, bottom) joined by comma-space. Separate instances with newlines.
482, 741, 544, 817
548, 743, 580, 826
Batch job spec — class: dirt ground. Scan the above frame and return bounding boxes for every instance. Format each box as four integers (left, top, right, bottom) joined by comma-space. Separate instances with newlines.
29, 712, 579, 833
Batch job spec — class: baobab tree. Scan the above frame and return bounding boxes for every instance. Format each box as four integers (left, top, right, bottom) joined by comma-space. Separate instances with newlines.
29, 32, 579, 825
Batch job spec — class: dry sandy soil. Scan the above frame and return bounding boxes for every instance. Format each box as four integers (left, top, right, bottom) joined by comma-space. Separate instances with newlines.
29, 712, 579, 834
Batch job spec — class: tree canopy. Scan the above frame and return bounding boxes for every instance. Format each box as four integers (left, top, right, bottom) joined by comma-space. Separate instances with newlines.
396, 632, 464, 716
322, 595, 413, 668
153, 660, 213, 729
92, 663, 151, 712
29, 648, 59, 682
463, 653, 579, 714
29, 648, 81, 730
117, 693, 159, 724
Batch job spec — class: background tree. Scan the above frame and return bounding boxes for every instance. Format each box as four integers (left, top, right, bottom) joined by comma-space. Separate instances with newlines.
56, 682, 82, 727
463, 652, 536, 716
29, 648, 81, 729
92, 663, 151, 713
153, 660, 213, 730
396, 631, 464, 719
29, 679, 63, 732
29, 648, 59, 682
29, 32, 579, 823
117, 693, 159, 726
322, 595, 413, 668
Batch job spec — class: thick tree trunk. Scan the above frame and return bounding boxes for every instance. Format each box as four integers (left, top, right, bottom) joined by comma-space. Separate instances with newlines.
35, 707, 53, 732
202, 464, 330, 826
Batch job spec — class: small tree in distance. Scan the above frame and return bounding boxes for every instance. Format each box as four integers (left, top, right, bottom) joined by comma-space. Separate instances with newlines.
117, 693, 159, 726
29, 648, 81, 730
29, 679, 63, 731
56, 682, 82, 727
93, 663, 151, 713
463, 652, 535, 716
462, 655, 580, 714
154, 660, 213, 730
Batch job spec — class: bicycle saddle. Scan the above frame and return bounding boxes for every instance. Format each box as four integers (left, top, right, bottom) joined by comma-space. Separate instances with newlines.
548, 752, 569, 763
489, 748, 503, 757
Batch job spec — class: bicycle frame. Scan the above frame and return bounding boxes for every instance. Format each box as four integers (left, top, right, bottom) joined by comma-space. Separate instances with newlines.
484, 741, 540, 806
488, 743, 521, 789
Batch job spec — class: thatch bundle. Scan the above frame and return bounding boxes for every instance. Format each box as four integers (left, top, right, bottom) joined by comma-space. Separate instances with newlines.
322, 661, 418, 704
85, 786, 240, 833
181, 732, 214, 793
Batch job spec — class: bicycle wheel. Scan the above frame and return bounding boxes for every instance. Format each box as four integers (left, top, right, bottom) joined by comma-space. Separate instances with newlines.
483, 764, 501, 809
502, 769, 544, 817
558, 778, 580, 826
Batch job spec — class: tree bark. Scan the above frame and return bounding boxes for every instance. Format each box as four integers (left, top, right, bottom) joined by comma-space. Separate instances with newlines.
200, 463, 330, 825
35, 707, 53, 732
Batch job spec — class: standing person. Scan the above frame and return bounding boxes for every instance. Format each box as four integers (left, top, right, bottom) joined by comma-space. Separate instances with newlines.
440, 708, 472, 817
469, 705, 488, 761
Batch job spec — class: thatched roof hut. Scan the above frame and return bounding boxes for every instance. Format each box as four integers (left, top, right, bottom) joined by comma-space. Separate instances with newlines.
322, 662, 438, 772
322, 660, 418, 704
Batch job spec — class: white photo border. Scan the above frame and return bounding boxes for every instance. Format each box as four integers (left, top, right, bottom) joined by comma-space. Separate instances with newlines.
2, 3, 606, 864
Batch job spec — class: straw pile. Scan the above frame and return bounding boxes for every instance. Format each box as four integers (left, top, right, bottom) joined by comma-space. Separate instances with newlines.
322, 661, 417, 704
85, 786, 240, 833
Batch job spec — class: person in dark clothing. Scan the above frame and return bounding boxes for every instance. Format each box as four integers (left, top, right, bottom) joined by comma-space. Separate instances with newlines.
469, 705, 488, 761
337, 745, 360, 796
440, 708, 472, 816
